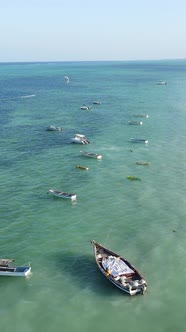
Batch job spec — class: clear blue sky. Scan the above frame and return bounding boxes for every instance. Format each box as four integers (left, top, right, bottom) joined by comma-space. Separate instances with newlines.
1, 0, 186, 62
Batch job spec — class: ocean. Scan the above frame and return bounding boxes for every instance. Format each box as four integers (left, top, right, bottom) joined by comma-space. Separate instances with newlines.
0, 60, 186, 332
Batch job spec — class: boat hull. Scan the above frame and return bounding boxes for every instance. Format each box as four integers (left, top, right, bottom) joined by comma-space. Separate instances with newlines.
0, 266, 31, 277
48, 189, 76, 200
130, 138, 148, 144
75, 165, 89, 170
80, 151, 102, 159
91, 240, 147, 296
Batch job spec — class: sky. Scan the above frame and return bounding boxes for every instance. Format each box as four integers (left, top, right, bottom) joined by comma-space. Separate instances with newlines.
1, 0, 186, 62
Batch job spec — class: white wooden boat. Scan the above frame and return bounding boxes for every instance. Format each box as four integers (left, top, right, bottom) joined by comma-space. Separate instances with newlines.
48, 189, 77, 200
133, 114, 149, 118
0, 259, 31, 277
156, 81, 167, 85
128, 121, 143, 125
136, 161, 150, 166
71, 134, 90, 144
130, 138, 148, 144
80, 151, 102, 159
80, 105, 91, 110
93, 101, 101, 105
47, 125, 63, 131
91, 240, 147, 296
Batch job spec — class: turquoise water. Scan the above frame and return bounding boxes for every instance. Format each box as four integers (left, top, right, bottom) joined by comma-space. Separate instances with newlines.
1, 60, 186, 332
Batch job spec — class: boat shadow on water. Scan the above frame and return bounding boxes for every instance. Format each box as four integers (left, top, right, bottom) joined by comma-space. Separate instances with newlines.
55, 252, 129, 297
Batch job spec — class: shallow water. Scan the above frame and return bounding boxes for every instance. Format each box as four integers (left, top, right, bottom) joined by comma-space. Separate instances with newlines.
0, 60, 186, 332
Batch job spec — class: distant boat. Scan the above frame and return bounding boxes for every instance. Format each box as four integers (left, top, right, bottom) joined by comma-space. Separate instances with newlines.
93, 101, 101, 105
0, 259, 31, 277
47, 125, 63, 131
71, 134, 90, 144
130, 138, 148, 144
80, 105, 91, 110
136, 161, 150, 166
127, 176, 142, 181
156, 81, 167, 85
64, 76, 70, 84
128, 121, 143, 125
75, 165, 89, 170
133, 114, 149, 118
80, 151, 102, 159
48, 189, 77, 201
91, 240, 147, 296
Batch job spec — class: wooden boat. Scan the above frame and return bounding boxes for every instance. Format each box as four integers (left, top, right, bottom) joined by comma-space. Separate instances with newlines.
133, 114, 149, 118
127, 176, 142, 181
47, 125, 63, 131
80, 151, 102, 159
128, 121, 143, 125
91, 240, 147, 296
93, 101, 101, 105
130, 138, 148, 144
80, 105, 91, 110
48, 189, 77, 200
136, 161, 150, 166
156, 81, 167, 85
75, 165, 89, 170
71, 134, 90, 144
0, 259, 31, 277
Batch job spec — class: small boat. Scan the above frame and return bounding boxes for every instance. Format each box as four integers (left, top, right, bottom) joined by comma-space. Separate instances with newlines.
80, 151, 102, 159
127, 176, 142, 181
136, 161, 150, 166
133, 114, 149, 118
91, 240, 147, 296
0, 259, 31, 277
93, 101, 101, 105
75, 165, 89, 170
128, 121, 143, 125
47, 125, 63, 131
48, 189, 77, 200
71, 134, 90, 144
130, 138, 148, 144
156, 81, 167, 85
80, 105, 91, 110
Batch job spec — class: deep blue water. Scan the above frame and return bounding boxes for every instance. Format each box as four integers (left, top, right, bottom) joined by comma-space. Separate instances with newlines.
1, 60, 186, 332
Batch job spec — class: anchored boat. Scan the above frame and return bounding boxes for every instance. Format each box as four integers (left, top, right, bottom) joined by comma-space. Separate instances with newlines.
136, 161, 150, 166
80, 151, 102, 159
48, 189, 77, 201
75, 165, 89, 170
128, 121, 143, 125
71, 134, 90, 144
0, 259, 31, 277
91, 240, 147, 296
130, 138, 148, 144
127, 176, 142, 181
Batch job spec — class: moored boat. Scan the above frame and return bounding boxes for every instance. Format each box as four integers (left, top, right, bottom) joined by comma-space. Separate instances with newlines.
130, 138, 148, 144
75, 165, 89, 170
128, 121, 143, 125
48, 189, 77, 200
93, 101, 101, 105
80, 105, 91, 110
127, 176, 142, 181
91, 240, 147, 296
133, 114, 149, 118
80, 151, 102, 159
156, 81, 167, 85
71, 134, 90, 144
0, 259, 31, 277
47, 125, 63, 131
136, 161, 150, 166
